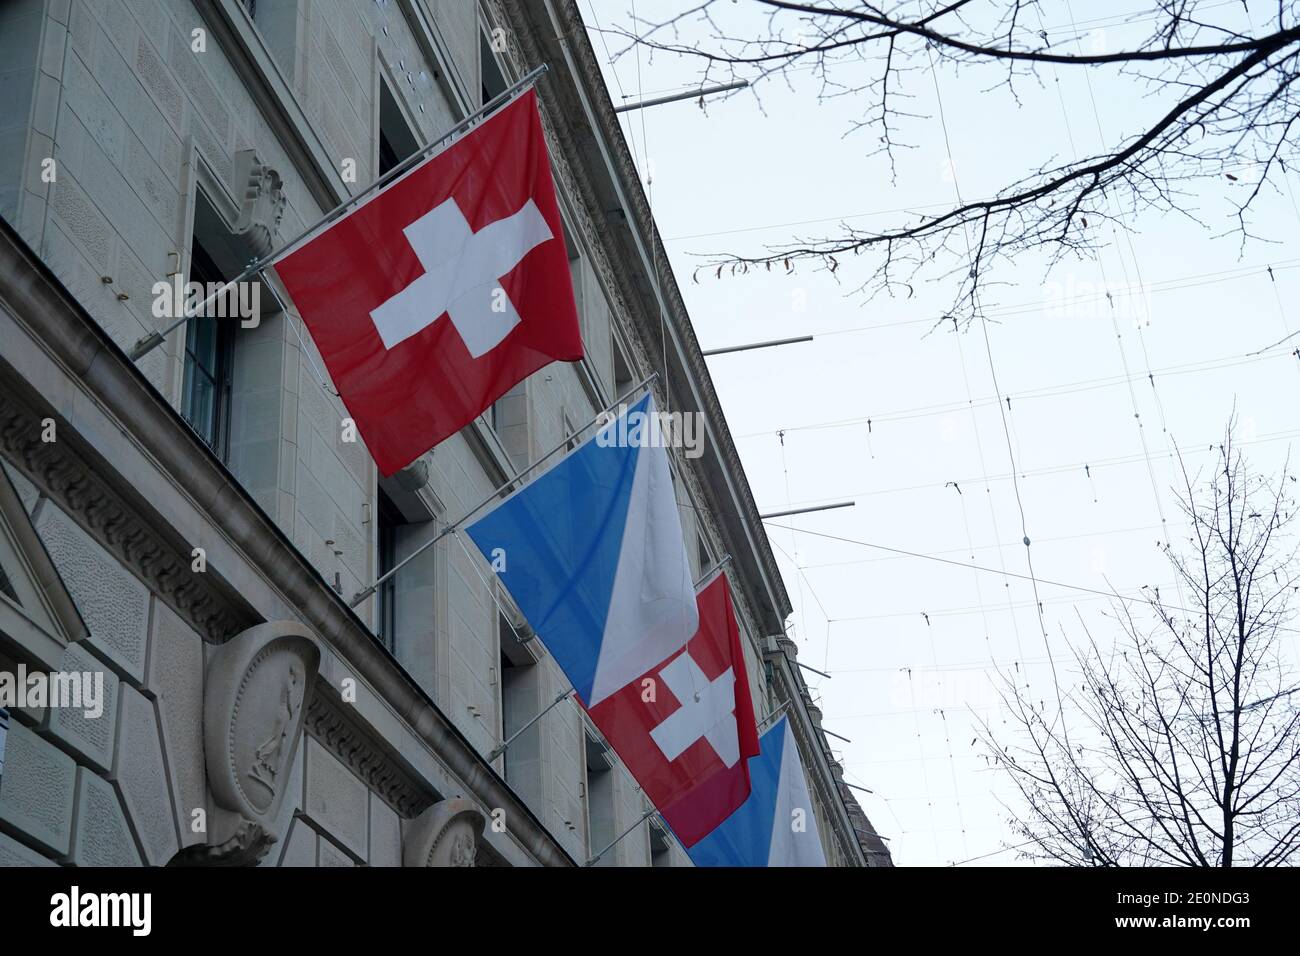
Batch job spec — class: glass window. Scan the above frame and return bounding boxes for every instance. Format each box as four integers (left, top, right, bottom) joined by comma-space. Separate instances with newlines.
181, 239, 235, 459
378, 80, 419, 178
375, 489, 403, 652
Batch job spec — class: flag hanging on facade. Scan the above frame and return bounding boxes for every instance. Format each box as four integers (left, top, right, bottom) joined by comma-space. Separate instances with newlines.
274, 88, 583, 476
683, 716, 828, 867
465, 391, 698, 707
585, 570, 761, 846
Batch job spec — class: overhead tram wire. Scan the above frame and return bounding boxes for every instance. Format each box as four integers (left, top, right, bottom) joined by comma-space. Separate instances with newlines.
732, 417, 1300, 503
734, 320, 1300, 440
1053, 0, 1190, 614
926, 48, 1066, 734
760, 521, 1300, 638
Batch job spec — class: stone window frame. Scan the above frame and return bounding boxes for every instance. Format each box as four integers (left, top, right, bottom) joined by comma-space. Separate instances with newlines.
166, 141, 245, 412
0, 465, 87, 669
372, 48, 424, 184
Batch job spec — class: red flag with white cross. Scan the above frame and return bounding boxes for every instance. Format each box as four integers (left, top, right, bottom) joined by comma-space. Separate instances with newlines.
584, 571, 762, 847
274, 88, 582, 476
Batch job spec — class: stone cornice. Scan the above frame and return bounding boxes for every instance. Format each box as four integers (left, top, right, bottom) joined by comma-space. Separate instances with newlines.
0, 216, 575, 868
0, 384, 256, 645
304, 684, 436, 818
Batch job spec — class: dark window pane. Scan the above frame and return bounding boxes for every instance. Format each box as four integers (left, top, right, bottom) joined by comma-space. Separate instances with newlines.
181, 237, 235, 458
0, 561, 20, 606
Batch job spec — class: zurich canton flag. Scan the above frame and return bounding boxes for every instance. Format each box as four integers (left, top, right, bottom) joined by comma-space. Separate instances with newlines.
685, 716, 828, 867
466, 392, 698, 706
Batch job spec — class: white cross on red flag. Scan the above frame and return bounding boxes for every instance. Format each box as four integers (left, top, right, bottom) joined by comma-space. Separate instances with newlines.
274, 89, 583, 476
584, 571, 762, 847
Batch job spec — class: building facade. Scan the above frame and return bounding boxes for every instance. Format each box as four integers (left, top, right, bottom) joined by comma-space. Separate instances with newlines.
0, 0, 889, 867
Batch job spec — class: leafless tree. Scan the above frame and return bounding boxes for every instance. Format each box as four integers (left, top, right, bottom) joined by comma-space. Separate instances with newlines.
980, 426, 1300, 866
611, 1, 1300, 322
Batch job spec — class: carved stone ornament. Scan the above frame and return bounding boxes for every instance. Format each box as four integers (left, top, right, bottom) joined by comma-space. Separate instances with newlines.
232, 149, 286, 259
403, 798, 486, 868
167, 817, 276, 868
202, 621, 319, 861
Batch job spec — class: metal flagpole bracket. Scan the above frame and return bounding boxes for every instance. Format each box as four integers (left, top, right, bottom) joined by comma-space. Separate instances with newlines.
693, 552, 731, 588
757, 700, 791, 733
585, 804, 660, 866
759, 500, 855, 520
127, 63, 551, 364
487, 689, 573, 762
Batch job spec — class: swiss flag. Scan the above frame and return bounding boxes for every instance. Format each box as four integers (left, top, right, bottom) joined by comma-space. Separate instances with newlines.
585, 572, 761, 846
274, 89, 582, 476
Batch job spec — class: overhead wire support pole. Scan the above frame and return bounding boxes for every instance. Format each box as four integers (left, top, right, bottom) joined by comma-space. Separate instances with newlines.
759, 501, 855, 520
127, 63, 551, 363
701, 335, 813, 357
613, 80, 749, 113
349, 371, 658, 608
488, 689, 572, 762
797, 660, 831, 680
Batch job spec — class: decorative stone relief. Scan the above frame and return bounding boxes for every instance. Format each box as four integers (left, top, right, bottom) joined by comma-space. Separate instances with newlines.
232, 150, 286, 259
402, 797, 485, 868
180, 622, 319, 866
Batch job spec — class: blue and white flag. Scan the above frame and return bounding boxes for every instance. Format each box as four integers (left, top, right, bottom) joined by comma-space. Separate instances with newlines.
465, 392, 698, 706
685, 716, 828, 867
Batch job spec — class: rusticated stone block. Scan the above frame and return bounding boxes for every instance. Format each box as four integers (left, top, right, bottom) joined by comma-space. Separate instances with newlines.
44, 641, 119, 773
0, 722, 76, 856
69, 767, 141, 867
35, 501, 148, 683
111, 685, 178, 866
145, 599, 205, 847
0, 830, 55, 866
303, 736, 367, 860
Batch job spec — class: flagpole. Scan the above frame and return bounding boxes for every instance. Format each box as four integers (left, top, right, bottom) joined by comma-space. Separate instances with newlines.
757, 701, 791, 733
585, 804, 660, 866
126, 63, 551, 362
348, 371, 658, 607
693, 553, 731, 588
488, 689, 573, 762
486, 556, 735, 763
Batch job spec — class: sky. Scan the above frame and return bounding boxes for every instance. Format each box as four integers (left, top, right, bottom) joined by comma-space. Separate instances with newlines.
582, 0, 1300, 865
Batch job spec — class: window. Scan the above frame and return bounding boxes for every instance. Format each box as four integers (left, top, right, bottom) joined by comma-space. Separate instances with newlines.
585, 731, 616, 866
480, 31, 508, 108
0, 559, 20, 606
181, 237, 236, 459
378, 79, 419, 178
613, 345, 634, 400
649, 820, 673, 867
375, 489, 403, 652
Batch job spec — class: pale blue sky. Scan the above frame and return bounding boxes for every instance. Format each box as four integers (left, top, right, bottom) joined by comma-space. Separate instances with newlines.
585, 0, 1300, 865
